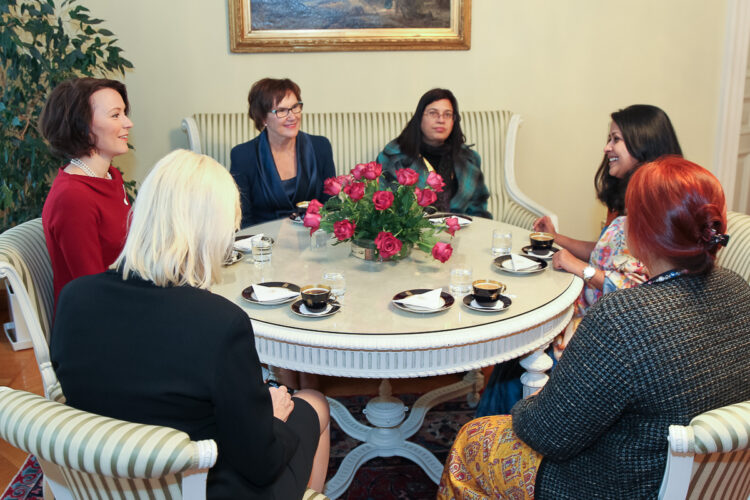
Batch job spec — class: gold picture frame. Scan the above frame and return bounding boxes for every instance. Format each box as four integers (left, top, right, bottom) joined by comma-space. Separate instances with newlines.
229, 0, 471, 53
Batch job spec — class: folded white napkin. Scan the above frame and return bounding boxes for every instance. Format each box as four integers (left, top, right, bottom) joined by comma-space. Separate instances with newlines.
394, 288, 444, 310
252, 283, 299, 302
510, 253, 540, 271
234, 234, 264, 252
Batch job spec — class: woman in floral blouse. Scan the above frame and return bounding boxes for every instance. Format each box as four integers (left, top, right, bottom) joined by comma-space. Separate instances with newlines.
476, 104, 683, 417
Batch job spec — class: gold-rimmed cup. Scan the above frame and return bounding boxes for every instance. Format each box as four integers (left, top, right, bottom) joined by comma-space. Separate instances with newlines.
472, 279, 506, 306
301, 284, 331, 311
529, 232, 554, 252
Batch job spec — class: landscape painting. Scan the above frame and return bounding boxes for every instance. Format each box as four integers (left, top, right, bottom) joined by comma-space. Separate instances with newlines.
229, 0, 471, 52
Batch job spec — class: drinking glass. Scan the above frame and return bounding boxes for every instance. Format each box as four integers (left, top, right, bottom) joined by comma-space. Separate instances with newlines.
251, 236, 272, 264
310, 229, 329, 252
322, 271, 346, 300
492, 229, 513, 256
449, 256, 473, 295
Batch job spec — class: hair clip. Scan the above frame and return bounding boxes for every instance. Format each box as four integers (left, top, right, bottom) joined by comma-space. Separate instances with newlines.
709, 233, 730, 247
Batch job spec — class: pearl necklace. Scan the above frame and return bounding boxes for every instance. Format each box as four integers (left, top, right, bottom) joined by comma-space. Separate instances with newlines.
70, 158, 112, 180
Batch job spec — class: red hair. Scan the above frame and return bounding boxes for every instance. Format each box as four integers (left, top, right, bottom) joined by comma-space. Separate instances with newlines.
625, 156, 727, 274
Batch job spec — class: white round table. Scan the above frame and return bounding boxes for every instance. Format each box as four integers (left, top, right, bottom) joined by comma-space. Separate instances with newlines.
213, 216, 582, 498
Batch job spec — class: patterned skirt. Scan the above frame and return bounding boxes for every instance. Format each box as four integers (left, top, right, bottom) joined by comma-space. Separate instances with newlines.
438, 415, 542, 500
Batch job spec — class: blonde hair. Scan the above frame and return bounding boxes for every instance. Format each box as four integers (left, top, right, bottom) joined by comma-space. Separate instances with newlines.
114, 149, 240, 288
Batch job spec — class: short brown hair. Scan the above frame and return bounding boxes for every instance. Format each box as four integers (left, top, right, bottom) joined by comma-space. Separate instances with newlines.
247, 78, 301, 131
39, 77, 129, 159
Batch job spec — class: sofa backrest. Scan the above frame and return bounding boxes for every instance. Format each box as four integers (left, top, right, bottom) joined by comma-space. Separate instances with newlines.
181, 110, 554, 228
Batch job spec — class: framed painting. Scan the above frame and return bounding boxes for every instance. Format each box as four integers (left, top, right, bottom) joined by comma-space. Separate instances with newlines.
229, 0, 471, 53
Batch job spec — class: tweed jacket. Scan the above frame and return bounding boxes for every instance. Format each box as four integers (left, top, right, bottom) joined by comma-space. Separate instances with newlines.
512, 267, 750, 499
376, 140, 491, 218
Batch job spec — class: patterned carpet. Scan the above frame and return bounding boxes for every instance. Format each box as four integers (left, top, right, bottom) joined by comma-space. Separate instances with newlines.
1, 455, 42, 500
0, 394, 473, 500
327, 393, 474, 499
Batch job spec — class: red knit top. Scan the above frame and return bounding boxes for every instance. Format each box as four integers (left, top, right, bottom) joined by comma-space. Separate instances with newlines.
42, 166, 131, 304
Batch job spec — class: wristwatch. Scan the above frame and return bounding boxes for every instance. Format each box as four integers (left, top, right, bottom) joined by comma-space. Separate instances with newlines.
582, 265, 596, 282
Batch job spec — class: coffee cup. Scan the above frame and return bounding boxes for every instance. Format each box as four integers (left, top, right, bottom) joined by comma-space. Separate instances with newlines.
295, 201, 310, 219
301, 284, 331, 311
472, 279, 506, 305
529, 232, 554, 252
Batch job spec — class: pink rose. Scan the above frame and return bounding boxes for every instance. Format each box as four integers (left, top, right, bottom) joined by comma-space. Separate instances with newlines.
323, 177, 341, 196
352, 164, 366, 180
333, 219, 356, 241
375, 231, 403, 260
445, 217, 461, 236
431, 242, 453, 263
372, 190, 394, 210
395, 168, 419, 186
307, 199, 323, 214
303, 212, 321, 235
343, 181, 366, 201
363, 162, 382, 180
427, 172, 446, 193
415, 188, 437, 207
337, 174, 354, 188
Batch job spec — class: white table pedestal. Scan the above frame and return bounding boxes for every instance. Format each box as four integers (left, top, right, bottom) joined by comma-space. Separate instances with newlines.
324, 371, 484, 499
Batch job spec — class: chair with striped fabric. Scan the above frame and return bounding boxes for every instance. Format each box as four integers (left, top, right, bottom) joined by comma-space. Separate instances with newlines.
718, 210, 750, 284
0, 218, 62, 402
0, 387, 331, 500
182, 111, 556, 229
0, 386, 218, 500
658, 399, 750, 500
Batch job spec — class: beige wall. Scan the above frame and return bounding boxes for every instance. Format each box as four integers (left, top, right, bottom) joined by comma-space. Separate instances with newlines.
88, 0, 727, 239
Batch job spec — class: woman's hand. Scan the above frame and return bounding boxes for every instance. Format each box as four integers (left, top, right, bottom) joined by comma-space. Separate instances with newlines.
269, 386, 294, 422
551, 248, 583, 274
533, 216, 557, 236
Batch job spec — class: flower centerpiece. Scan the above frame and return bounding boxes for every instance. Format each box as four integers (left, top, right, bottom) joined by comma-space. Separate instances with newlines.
303, 162, 459, 262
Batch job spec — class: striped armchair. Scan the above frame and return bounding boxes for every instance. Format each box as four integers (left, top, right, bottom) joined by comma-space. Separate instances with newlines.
0, 218, 62, 402
718, 210, 750, 284
181, 111, 556, 229
0, 387, 218, 500
658, 400, 750, 500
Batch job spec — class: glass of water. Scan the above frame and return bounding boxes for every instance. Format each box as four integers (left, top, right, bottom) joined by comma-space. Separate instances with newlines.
251, 236, 272, 264
492, 229, 513, 256
449, 256, 473, 295
322, 271, 346, 300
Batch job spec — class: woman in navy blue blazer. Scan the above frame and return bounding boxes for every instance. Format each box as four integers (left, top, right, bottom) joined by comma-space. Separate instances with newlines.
230, 78, 335, 228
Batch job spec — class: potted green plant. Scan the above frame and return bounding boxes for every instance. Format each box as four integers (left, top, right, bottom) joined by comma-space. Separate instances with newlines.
0, 0, 134, 232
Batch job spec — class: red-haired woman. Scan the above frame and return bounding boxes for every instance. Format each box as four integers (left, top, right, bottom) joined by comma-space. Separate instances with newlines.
438, 156, 750, 499
40, 78, 133, 305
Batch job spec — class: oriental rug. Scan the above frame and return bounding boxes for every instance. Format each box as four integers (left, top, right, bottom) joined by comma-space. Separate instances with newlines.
0, 455, 42, 500
0, 394, 473, 500
326, 393, 473, 499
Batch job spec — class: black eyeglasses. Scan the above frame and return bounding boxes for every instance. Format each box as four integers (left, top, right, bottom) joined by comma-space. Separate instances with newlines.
271, 102, 303, 118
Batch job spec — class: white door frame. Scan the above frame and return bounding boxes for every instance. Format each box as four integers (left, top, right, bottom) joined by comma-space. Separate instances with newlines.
714, 0, 750, 210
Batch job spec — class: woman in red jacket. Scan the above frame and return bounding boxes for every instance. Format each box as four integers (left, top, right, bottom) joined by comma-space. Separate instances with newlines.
39, 77, 133, 304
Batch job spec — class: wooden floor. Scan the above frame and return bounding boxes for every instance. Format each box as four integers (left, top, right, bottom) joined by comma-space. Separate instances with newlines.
0, 302, 44, 490
0, 298, 473, 490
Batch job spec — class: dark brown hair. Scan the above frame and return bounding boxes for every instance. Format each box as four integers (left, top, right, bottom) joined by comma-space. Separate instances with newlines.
247, 78, 301, 132
626, 156, 726, 274
39, 77, 129, 159
594, 104, 682, 214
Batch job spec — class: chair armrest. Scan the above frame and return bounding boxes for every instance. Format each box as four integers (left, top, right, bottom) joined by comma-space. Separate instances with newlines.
690, 399, 750, 454
181, 116, 203, 154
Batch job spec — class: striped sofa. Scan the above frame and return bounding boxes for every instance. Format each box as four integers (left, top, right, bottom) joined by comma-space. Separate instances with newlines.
658, 399, 750, 500
181, 111, 556, 229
